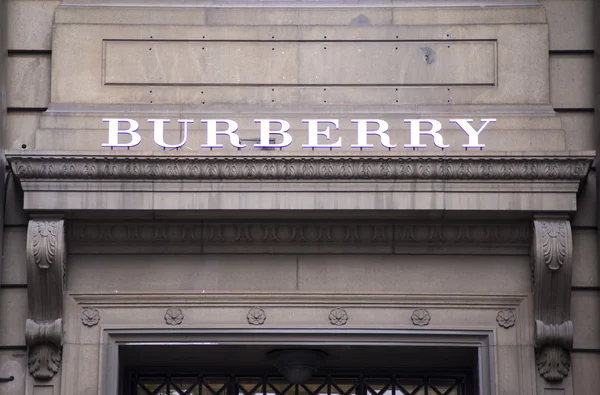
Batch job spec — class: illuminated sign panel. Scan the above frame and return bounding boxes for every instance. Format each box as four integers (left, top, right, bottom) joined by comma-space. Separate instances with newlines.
102, 118, 496, 150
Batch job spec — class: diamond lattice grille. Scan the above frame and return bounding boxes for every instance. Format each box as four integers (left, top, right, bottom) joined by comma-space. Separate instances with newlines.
129, 374, 467, 395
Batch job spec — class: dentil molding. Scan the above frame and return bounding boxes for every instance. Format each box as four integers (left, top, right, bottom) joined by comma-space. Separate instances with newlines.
532, 218, 574, 382
25, 218, 66, 380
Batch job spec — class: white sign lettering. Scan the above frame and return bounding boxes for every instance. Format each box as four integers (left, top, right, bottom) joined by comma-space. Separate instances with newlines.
254, 119, 293, 148
201, 119, 245, 149
403, 119, 449, 149
102, 118, 496, 150
351, 119, 396, 149
450, 118, 496, 149
102, 118, 142, 148
149, 118, 191, 149
302, 119, 342, 149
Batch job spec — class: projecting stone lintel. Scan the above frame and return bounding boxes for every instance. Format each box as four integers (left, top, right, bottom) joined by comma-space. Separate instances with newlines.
6, 151, 594, 213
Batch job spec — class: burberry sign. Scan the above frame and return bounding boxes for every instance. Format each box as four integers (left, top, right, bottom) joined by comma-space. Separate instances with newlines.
102, 118, 496, 150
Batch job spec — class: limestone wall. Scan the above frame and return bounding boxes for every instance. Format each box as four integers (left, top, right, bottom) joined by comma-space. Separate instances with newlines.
0, 1, 597, 395
540, 1, 599, 393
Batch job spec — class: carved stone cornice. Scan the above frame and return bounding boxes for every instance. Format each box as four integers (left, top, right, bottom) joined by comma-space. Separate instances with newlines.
6, 152, 594, 213
68, 221, 530, 255
7, 153, 592, 181
532, 218, 573, 382
25, 219, 66, 380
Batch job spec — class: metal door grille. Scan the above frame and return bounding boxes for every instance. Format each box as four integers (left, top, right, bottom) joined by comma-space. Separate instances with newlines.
127, 373, 468, 395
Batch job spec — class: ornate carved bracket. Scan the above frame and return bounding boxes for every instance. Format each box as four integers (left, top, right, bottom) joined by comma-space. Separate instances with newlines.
532, 218, 573, 382
25, 219, 66, 380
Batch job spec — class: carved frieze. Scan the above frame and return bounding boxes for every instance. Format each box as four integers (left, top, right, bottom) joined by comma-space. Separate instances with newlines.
25, 218, 66, 380
68, 221, 530, 255
532, 218, 573, 382
9, 155, 591, 181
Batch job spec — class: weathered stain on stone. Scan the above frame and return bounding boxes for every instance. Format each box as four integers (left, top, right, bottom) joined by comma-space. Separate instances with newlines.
350, 14, 370, 25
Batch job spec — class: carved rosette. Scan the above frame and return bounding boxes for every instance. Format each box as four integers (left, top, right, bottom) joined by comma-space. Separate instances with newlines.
532, 219, 573, 382
25, 218, 66, 380
411, 309, 431, 327
496, 309, 516, 329
164, 307, 184, 326
247, 307, 267, 326
329, 308, 348, 326
81, 307, 100, 327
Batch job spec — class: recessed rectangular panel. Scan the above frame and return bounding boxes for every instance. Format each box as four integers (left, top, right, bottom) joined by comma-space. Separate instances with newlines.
299, 41, 495, 85
104, 41, 300, 85
104, 40, 495, 86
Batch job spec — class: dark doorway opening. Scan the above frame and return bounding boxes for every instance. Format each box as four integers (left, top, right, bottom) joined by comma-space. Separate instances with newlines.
120, 345, 478, 395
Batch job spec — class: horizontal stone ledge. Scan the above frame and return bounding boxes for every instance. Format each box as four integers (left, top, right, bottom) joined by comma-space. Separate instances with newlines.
6, 152, 594, 182
19, 188, 581, 212
69, 291, 528, 309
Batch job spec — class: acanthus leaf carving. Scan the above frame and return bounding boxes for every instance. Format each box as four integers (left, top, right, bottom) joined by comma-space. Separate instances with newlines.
26, 218, 66, 380
535, 346, 571, 382
31, 221, 59, 269
539, 221, 568, 271
25, 319, 62, 380
8, 155, 592, 182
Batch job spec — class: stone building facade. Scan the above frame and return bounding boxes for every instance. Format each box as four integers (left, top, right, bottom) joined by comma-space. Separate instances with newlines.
0, 1, 598, 395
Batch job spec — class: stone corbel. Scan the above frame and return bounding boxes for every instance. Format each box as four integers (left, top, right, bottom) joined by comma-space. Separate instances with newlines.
25, 219, 66, 380
532, 218, 574, 382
